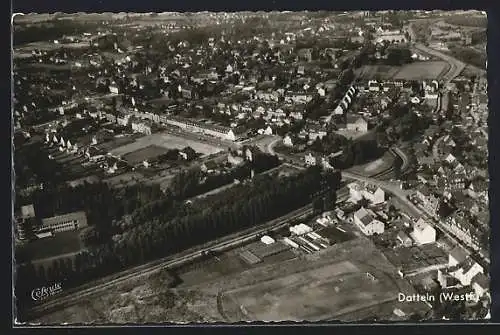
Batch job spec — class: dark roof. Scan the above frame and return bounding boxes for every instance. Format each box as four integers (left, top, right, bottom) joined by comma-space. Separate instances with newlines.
449, 246, 468, 264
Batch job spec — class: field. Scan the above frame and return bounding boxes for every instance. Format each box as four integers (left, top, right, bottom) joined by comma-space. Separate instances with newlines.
355, 65, 401, 80
393, 61, 448, 80
356, 61, 449, 81
16, 231, 84, 263
220, 261, 397, 321
33, 237, 431, 324
110, 132, 223, 157
122, 145, 170, 165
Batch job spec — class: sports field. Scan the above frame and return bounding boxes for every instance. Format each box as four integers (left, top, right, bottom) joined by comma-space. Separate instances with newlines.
393, 61, 449, 80
220, 260, 398, 321
122, 145, 170, 165
355, 65, 401, 80
16, 231, 83, 263
110, 132, 223, 157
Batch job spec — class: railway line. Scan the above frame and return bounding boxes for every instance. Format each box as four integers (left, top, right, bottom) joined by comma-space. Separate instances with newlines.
23, 205, 315, 321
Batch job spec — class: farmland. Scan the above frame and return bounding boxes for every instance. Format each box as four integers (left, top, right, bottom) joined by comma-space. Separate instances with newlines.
110, 132, 223, 157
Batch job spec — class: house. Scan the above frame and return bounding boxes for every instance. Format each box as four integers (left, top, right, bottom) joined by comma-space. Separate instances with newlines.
471, 273, 489, 299
346, 115, 368, 132
164, 116, 239, 141
304, 153, 317, 166
131, 119, 152, 135
109, 84, 120, 94
450, 258, 484, 286
396, 231, 412, 247
283, 135, 294, 147
347, 182, 385, 205
448, 246, 468, 267
415, 185, 440, 216
437, 268, 461, 289
353, 207, 384, 236
21, 204, 36, 219
264, 126, 273, 135
411, 218, 436, 245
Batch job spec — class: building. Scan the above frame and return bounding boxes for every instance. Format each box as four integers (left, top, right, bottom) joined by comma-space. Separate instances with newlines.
131, 119, 152, 135
304, 153, 317, 166
450, 258, 484, 286
283, 135, 294, 147
471, 273, 489, 299
40, 211, 88, 234
448, 246, 468, 267
348, 182, 385, 205
346, 115, 368, 132
227, 153, 244, 166
396, 231, 412, 247
165, 116, 238, 141
353, 207, 384, 236
415, 185, 440, 216
411, 218, 436, 245
437, 268, 461, 289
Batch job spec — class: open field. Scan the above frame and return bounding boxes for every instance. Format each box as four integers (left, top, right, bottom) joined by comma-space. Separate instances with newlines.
103, 172, 145, 187
122, 145, 170, 165
355, 65, 401, 80
110, 132, 223, 157
221, 260, 397, 321
393, 61, 448, 80
16, 231, 84, 263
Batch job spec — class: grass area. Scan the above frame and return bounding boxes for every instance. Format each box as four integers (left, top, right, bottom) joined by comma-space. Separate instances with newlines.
317, 226, 353, 244
16, 230, 83, 262
122, 145, 170, 165
355, 65, 401, 80
393, 61, 448, 80
110, 132, 223, 157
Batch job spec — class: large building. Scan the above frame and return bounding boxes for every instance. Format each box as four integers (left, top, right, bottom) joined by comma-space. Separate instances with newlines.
165, 116, 239, 141
353, 207, 384, 236
40, 211, 88, 234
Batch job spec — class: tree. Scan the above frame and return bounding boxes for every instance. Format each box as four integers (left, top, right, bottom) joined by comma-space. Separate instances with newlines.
313, 197, 325, 213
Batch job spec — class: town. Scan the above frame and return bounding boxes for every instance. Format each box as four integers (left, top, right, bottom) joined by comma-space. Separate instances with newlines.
13, 10, 489, 323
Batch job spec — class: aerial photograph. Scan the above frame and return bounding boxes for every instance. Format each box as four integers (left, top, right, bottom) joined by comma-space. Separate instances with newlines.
12, 10, 489, 324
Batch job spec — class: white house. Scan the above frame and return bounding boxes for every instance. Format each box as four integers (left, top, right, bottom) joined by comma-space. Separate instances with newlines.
304, 153, 317, 166
411, 218, 436, 245
450, 259, 484, 286
264, 126, 273, 135
363, 185, 385, 205
283, 135, 294, 147
346, 116, 368, 132
353, 207, 384, 236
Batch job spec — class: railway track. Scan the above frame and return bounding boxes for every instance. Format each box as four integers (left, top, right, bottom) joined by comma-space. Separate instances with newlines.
23, 205, 314, 321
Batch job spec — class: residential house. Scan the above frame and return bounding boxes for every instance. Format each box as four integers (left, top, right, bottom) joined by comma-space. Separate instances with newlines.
227, 153, 244, 166
396, 231, 412, 247
415, 185, 440, 216
411, 218, 436, 245
283, 134, 294, 147
450, 258, 484, 286
437, 268, 461, 289
304, 153, 317, 166
471, 273, 489, 299
131, 118, 152, 135
353, 207, 385, 236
